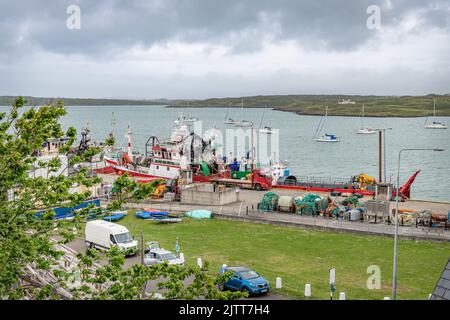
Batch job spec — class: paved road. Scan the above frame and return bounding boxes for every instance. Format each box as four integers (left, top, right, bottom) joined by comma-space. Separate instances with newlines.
66, 238, 287, 300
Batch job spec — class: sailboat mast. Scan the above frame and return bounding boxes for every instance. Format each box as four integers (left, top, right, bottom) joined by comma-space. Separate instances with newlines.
434, 99, 436, 117
259, 106, 266, 129
362, 103, 365, 127
225, 103, 229, 121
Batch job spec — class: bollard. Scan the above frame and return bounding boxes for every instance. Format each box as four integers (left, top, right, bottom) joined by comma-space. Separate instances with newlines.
197, 257, 203, 268
179, 252, 185, 262
275, 277, 282, 289
304, 284, 311, 297
339, 292, 346, 300
383, 297, 390, 300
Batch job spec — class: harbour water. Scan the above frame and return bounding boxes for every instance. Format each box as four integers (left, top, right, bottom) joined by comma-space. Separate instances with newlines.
2, 105, 449, 202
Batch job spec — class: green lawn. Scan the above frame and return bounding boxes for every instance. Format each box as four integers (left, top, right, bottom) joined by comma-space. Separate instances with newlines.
118, 214, 450, 300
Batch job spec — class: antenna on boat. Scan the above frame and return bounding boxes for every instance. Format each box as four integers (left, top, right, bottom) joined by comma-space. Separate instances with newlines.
127, 123, 132, 159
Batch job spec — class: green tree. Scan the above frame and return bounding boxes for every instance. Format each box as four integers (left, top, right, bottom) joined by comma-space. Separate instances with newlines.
107, 173, 164, 210
0, 97, 101, 299
0, 97, 244, 300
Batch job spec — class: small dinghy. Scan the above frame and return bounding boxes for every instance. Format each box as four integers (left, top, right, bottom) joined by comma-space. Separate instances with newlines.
136, 209, 169, 219
151, 216, 182, 223
184, 209, 212, 219
102, 211, 127, 222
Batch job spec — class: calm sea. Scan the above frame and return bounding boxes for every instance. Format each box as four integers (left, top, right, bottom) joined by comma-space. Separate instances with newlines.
2, 105, 449, 202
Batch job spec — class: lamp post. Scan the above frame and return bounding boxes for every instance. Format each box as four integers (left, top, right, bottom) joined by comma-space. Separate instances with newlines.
392, 148, 444, 300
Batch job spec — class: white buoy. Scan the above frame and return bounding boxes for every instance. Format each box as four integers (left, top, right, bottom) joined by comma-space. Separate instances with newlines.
275, 277, 282, 289
383, 297, 390, 300
304, 284, 311, 297
339, 292, 346, 300
197, 257, 203, 268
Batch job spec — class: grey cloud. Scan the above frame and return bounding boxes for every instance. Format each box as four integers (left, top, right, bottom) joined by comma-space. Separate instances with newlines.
1, 0, 449, 57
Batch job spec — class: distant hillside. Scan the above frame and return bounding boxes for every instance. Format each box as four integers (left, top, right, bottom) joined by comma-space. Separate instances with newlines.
0, 96, 169, 106
2, 94, 450, 117
168, 94, 450, 117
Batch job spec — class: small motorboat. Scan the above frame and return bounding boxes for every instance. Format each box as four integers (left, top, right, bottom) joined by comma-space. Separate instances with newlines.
356, 127, 376, 134
234, 120, 253, 127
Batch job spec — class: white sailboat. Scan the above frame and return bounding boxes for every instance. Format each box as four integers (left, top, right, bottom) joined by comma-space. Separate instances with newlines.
258, 106, 273, 134
356, 104, 376, 134
233, 98, 253, 127
225, 104, 238, 125
314, 106, 340, 142
425, 99, 447, 129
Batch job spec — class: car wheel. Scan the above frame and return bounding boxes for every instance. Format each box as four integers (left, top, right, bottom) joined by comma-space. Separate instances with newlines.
241, 287, 250, 296
254, 184, 262, 191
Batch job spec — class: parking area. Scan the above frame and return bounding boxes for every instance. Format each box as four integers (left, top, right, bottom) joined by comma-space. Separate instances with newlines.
66, 238, 287, 300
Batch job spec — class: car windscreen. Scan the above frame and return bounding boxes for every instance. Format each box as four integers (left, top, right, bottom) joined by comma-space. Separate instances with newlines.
240, 270, 259, 280
160, 253, 176, 260
114, 232, 133, 243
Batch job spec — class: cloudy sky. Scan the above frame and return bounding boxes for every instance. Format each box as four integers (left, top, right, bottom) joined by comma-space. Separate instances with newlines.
0, 0, 449, 99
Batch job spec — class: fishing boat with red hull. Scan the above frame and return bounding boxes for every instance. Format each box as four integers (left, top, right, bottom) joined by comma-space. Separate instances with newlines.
98, 114, 420, 200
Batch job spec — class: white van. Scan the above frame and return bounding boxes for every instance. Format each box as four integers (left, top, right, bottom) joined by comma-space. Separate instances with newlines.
85, 220, 138, 256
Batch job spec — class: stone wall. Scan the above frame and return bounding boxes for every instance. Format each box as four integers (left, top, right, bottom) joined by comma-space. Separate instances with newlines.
181, 183, 239, 205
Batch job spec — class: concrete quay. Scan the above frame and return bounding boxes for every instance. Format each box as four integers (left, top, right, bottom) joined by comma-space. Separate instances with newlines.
117, 187, 450, 242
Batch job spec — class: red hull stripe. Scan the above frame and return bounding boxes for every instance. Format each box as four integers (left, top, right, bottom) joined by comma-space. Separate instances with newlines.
111, 166, 170, 180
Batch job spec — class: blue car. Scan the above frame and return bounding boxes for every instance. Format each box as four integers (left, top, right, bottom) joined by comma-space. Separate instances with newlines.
219, 266, 270, 295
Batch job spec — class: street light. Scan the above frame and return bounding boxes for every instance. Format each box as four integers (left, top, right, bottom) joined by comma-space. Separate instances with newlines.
392, 148, 445, 300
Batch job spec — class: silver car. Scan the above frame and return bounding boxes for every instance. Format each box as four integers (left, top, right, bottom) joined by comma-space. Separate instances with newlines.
144, 248, 184, 266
